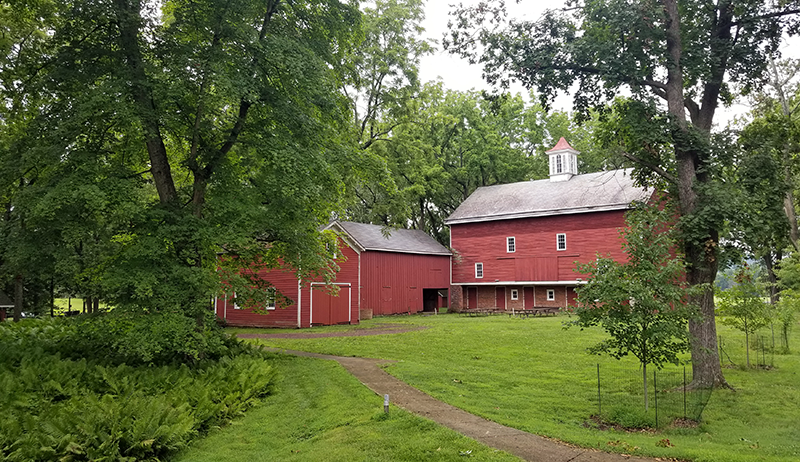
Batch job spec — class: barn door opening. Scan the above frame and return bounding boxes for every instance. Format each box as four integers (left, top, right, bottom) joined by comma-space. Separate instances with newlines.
524, 287, 534, 309
495, 287, 506, 310
422, 289, 438, 312
467, 287, 477, 310
311, 284, 351, 325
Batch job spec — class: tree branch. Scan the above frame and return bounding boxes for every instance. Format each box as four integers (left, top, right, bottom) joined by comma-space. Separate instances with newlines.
620, 151, 677, 184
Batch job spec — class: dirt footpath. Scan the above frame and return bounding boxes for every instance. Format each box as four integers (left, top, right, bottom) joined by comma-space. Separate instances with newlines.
260, 343, 659, 462
237, 323, 427, 339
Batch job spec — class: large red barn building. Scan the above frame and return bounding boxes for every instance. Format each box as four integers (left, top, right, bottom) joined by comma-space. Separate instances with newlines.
215, 221, 451, 327
445, 138, 652, 312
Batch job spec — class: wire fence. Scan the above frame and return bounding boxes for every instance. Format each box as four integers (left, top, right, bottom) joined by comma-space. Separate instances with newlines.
717, 323, 791, 368
594, 363, 712, 429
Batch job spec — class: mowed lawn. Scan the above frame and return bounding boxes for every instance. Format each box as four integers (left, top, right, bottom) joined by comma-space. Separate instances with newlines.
242, 314, 800, 462
175, 353, 519, 461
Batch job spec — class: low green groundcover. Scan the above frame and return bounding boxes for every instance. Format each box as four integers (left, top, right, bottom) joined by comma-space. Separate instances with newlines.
0, 315, 276, 461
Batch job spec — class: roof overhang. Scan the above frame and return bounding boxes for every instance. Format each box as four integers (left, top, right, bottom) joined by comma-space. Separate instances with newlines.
452, 280, 587, 286
445, 203, 633, 226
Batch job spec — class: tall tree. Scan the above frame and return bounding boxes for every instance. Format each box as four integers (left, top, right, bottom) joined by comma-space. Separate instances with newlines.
445, 0, 800, 389
1, 0, 363, 318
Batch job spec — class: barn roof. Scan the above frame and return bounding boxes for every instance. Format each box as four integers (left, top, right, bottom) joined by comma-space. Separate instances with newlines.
445, 169, 651, 225
0, 291, 13, 308
330, 221, 451, 256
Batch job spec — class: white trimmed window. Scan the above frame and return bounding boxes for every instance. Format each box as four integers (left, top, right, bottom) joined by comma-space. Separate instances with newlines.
507, 236, 516, 253
556, 154, 563, 173
233, 292, 240, 310
511, 289, 519, 300
266, 287, 276, 310
556, 233, 566, 251
547, 289, 555, 301
475, 262, 484, 279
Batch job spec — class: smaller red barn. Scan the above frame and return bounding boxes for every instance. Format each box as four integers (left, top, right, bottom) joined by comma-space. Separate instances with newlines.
215, 221, 451, 327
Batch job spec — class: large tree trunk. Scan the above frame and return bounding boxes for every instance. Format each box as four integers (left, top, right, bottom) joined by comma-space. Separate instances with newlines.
13, 274, 23, 322
663, 0, 729, 389
113, 0, 177, 205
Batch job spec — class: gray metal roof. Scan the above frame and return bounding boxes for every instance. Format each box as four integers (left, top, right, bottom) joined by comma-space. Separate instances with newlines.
445, 169, 652, 225
331, 221, 451, 256
0, 291, 13, 308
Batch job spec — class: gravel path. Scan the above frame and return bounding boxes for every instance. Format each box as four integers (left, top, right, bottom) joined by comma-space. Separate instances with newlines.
253, 335, 660, 461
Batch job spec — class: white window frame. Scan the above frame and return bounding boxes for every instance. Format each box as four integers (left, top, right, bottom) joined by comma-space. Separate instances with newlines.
507, 236, 516, 253
266, 287, 276, 310
475, 262, 484, 279
547, 289, 555, 301
510, 289, 519, 300
556, 233, 567, 251
556, 154, 563, 173
233, 292, 240, 310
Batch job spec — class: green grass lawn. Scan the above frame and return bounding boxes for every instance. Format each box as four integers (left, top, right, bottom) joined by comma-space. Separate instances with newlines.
174, 353, 519, 461
242, 315, 800, 462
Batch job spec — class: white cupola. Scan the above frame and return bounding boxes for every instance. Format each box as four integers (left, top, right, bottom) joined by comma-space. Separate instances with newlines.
546, 137, 579, 182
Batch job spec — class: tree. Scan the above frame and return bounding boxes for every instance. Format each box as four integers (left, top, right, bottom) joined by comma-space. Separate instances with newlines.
716, 266, 772, 367
0, 0, 364, 319
445, 0, 800, 389
573, 203, 693, 410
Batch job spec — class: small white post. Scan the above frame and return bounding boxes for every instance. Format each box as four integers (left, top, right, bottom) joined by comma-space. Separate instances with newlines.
384, 394, 389, 413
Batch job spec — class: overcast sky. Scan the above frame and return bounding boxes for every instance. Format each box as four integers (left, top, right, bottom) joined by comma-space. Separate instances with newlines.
417, 1, 758, 127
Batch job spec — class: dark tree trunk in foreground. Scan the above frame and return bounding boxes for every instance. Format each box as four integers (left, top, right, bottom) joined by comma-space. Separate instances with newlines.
13, 274, 23, 322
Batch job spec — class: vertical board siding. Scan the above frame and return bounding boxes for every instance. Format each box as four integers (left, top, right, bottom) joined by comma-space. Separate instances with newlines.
218, 237, 360, 328
361, 252, 450, 315
451, 210, 627, 284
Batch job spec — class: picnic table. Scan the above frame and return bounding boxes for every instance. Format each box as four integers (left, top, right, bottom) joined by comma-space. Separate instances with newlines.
510, 307, 560, 318
460, 308, 504, 317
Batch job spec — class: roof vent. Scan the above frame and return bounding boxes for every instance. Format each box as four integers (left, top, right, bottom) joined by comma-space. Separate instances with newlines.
545, 137, 579, 182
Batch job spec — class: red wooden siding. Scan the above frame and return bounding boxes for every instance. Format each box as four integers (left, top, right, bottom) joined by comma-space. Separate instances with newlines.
451, 210, 627, 284
360, 252, 450, 315
217, 238, 359, 328
311, 283, 351, 325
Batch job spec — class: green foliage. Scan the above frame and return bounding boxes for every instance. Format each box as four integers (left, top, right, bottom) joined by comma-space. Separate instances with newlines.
176, 355, 519, 462
251, 316, 800, 462
0, 0, 364, 317
572, 203, 693, 370
717, 268, 771, 336
0, 319, 276, 461
58, 312, 240, 365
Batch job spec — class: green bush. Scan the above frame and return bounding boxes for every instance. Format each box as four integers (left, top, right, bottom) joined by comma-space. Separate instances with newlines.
52, 311, 241, 366
0, 320, 277, 461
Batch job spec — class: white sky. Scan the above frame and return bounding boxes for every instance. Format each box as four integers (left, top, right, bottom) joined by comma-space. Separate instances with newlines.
416, 0, 780, 128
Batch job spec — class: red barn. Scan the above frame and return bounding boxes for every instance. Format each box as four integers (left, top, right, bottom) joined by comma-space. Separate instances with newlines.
215, 221, 451, 327
445, 138, 652, 313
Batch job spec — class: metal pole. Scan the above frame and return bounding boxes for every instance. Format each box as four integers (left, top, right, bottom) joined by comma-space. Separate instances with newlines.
653, 369, 658, 428
597, 364, 601, 416
683, 366, 687, 419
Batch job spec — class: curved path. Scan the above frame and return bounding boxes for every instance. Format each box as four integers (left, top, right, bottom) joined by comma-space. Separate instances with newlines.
255, 327, 658, 462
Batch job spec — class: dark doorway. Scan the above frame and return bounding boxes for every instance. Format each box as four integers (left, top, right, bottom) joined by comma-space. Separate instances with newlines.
423, 289, 439, 312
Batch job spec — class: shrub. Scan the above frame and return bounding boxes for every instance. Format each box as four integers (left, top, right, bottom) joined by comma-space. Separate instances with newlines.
54, 311, 241, 366
0, 320, 277, 461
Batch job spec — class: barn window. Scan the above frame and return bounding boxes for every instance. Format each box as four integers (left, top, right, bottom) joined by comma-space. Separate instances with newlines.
233, 292, 240, 310
266, 287, 276, 310
556, 233, 566, 251
556, 154, 563, 173
547, 289, 555, 301
507, 236, 515, 253
475, 262, 484, 278
511, 289, 519, 300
